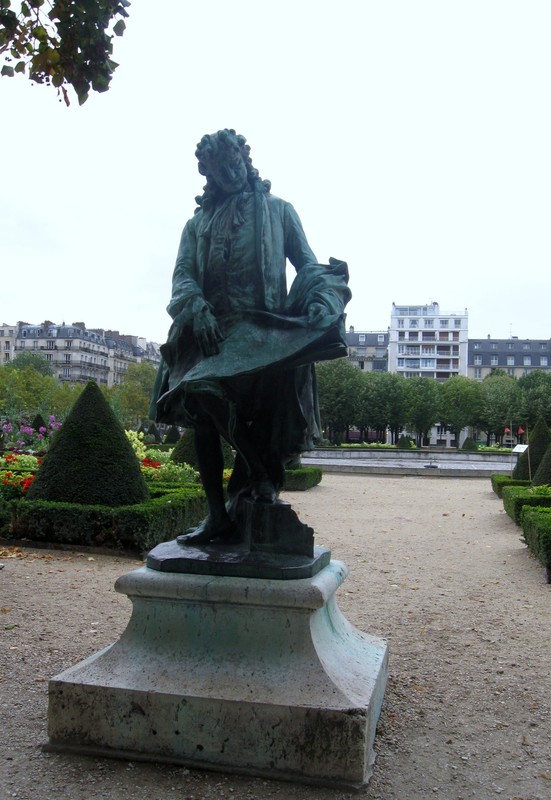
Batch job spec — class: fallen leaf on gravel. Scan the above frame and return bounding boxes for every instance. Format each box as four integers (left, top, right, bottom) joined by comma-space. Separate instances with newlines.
35, 677, 46, 683
539, 773, 550, 780
1, 607, 12, 613
4, 623, 18, 630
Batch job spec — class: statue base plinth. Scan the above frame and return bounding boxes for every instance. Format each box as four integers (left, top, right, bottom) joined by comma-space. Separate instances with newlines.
46, 561, 388, 790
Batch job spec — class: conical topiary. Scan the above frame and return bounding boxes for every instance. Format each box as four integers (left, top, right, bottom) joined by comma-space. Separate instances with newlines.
27, 381, 149, 506
461, 437, 478, 451
512, 418, 551, 481
164, 424, 181, 444
171, 428, 234, 470
531, 441, 551, 486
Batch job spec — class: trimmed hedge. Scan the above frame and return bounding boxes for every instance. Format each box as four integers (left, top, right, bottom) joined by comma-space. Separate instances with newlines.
520, 506, 551, 583
7, 486, 208, 554
283, 467, 322, 491
490, 474, 531, 498
502, 485, 551, 525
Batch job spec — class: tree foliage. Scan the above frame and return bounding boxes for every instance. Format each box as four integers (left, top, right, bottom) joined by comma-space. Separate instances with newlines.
315, 359, 363, 443
439, 376, 481, 448
518, 371, 551, 428
110, 361, 156, 427
0, 0, 130, 105
5, 351, 53, 376
478, 373, 522, 443
404, 377, 441, 446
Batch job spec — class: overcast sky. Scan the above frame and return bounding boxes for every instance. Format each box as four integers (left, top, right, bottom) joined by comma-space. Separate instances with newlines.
2, 1, 550, 344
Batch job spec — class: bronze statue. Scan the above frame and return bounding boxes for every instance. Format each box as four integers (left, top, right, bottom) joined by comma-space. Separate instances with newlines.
151, 129, 350, 545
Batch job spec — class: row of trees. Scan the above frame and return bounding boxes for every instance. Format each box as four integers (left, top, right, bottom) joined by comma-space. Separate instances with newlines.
0, 352, 156, 427
3, 353, 551, 448
316, 360, 551, 446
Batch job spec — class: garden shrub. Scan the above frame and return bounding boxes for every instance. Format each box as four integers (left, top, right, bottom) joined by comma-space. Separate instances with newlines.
502, 484, 551, 525
397, 435, 415, 449
283, 467, 322, 491
171, 428, 234, 470
27, 381, 149, 507
461, 437, 478, 451
520, 506, 551, 582
9, 486, 208, 554
490, 474, 530, 498
163, 425, 181, 444
531, 440, 551, 486
512, 418, 551, 480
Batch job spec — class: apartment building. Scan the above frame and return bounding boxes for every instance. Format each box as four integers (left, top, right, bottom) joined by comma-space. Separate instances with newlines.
388, 302, 468, 380
8, 321, 161, 388
0, 324, 16, 365
468, 336, 551, 380
346, 328, 388, 371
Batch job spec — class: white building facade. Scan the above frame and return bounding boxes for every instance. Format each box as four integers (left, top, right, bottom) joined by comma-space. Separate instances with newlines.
388, 302, 468, 380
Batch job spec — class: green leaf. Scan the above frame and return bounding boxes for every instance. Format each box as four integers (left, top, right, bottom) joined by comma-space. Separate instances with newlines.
113, 19, 125, 36
51, 71, 63, 87
14, 59, 25, 73
1, 65, 14, 77
21, 1, 31, 16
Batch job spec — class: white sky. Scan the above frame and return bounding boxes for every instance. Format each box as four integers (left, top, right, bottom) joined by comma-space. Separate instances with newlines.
1, 0, 550, 344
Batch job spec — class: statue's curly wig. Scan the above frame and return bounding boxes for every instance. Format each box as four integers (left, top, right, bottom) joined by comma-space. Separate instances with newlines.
194, 128, 271, 213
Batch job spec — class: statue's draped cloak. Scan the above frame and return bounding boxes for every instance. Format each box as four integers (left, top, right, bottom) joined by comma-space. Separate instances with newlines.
151, 189, 351, 460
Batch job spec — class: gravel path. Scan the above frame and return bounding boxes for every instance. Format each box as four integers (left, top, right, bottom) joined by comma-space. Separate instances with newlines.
1, 474, 550, 800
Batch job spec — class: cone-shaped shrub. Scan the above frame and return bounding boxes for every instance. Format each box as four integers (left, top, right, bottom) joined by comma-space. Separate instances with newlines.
27, 381, 149, 506
171, 428, 234, 469
31, 413, 47, 432
164, 424, 181, 444
461, 437, 478, 451
532, 441, 551, 486
512, 418, 551, 480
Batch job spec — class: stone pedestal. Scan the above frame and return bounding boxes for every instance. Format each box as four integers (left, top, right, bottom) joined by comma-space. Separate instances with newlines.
47, 561, 388, 789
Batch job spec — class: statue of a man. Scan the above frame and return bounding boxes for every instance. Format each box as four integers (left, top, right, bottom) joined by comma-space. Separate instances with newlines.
151, 129, 350, 545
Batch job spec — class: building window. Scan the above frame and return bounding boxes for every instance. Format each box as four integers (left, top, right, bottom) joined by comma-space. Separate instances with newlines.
490, 356, 498, 366
490, 342, 497, 349
541, 356, 548, 367
398, 331, 405, 340
474, 367, 482, 379
473, 342, 480, 349
421, 358, 435, 368
409, 319, 418, 328
507, 368, 515, 376
454, 319, 462, 328
507, 356, 514, 366
397, 319, 404, 329
46, 354, 53, 361
523, 344, 530, 350
540, 343, 547, 350
397, 358, 404, 368
4, 353, 10, 362
3, 342, 9, 351
424, 319, 433, 328
377, 334, 384, 342
474, 356, 482, 366
63, 368, 71, 378
47, 340, 55, 349
524, 356, 531, 366
65, 340, 72, 349
65, 354, 71, 363
358, 361, 364, 370
359, 334, 366, 343
439, 319, 449, 328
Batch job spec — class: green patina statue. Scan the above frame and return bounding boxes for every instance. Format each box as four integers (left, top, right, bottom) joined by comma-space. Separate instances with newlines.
151, 129, 351, 546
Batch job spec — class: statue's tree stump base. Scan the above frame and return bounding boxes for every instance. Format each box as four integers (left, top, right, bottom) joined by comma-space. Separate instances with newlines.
46, 561, 388, 789
146, 499, 330, 580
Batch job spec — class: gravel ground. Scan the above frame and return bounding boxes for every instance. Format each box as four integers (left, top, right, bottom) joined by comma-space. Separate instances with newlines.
1, 474, 550, 800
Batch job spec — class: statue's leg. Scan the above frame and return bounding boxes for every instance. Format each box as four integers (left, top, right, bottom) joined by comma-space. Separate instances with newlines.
200, 394, 276, 503
177, 422, 235, 545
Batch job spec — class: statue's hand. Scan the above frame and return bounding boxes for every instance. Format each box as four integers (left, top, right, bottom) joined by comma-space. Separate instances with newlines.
193, 308, 223, 356
307, 302, 326, 328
